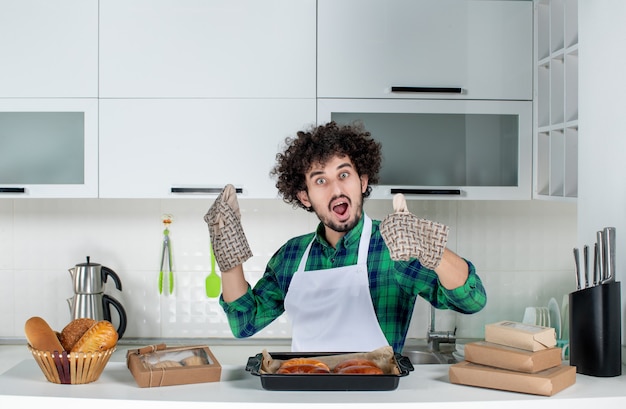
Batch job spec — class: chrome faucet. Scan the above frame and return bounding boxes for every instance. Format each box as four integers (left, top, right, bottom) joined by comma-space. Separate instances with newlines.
427, 305, 456, 351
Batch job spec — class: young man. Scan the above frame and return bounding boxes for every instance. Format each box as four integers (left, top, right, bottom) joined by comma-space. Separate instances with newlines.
205, 121, 486, 353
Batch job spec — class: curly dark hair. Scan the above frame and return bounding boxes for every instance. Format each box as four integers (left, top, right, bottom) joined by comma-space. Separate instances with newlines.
271, 121, 382, 211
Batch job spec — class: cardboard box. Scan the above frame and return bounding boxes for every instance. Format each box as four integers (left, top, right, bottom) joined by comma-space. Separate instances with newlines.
464, 341, 562, 373
126, 344, 221, 387
485, 321, 556, 351
449, 361, 576, 396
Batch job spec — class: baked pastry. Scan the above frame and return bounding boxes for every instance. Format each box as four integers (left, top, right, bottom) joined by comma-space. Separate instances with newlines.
152, 360, 184, 369
276, 364, 330, 374
70, 320, 118, 353
333, 358, 380, 372
181, 355, 208, 366
336, 365, 383, 374
279, 358, 330, 372
276, 358, 331, 374
334, 358, 383, 374
24, 316, 64, 352
59, 318, 96, 352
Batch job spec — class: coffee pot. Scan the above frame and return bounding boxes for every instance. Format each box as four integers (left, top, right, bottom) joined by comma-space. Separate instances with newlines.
67, 256, 127, 339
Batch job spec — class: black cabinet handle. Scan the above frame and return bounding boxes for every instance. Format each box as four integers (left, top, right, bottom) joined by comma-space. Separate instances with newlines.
391, 86, 463, 94
0, 187, 26, 193
170, 187, 243, 194
390, 188, 461, 195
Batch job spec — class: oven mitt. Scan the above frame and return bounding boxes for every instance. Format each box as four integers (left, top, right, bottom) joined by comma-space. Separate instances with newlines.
380, 193, 449, 270
204, 184, 253, 272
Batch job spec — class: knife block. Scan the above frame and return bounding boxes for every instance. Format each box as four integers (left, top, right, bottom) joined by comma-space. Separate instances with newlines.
569, 281, 622, 377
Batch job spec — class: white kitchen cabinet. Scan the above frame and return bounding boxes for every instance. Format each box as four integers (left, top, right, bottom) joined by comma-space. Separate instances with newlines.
534, 0, 578, 201
0, 0, 98, 97
0, 99, 98, 198
99, 0, 316, 98
318, 0, 533, 101
318, 99, 533, 200
99, 99, 316, 198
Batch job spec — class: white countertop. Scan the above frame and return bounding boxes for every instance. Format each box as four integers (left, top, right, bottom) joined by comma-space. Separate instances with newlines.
1, 343, 626, 409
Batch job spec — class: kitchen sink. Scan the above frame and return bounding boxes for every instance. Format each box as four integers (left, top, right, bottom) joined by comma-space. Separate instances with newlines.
403, 349, 457, 365
402, 340, 461, 365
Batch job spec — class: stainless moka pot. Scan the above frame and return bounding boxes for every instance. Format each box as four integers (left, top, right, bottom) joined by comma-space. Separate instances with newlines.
67, 256, 127, 339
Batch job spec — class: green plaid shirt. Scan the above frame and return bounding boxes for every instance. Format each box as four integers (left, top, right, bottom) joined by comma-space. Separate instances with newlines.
220, 214, 486, 353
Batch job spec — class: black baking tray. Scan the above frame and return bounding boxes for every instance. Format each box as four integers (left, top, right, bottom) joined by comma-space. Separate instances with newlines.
245, 351, 414, 391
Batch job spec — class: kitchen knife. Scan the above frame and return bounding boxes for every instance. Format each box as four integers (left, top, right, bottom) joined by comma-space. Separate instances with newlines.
573, 247, 581, 290
596, 230, 605, 282
583, 244, 590, 288
593, 243, 601, 285
602, 227, 616, 284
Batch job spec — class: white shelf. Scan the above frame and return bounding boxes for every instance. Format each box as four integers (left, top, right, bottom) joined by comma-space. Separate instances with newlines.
534, 0, 578, 201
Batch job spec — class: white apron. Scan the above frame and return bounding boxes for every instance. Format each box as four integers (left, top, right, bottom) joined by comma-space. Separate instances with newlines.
284, 214, 390, 352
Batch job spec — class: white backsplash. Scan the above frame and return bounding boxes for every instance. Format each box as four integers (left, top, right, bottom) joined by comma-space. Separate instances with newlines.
0, 198, 577, 342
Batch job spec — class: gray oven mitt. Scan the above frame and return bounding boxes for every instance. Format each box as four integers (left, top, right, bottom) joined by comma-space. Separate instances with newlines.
380, 193, 449, 270
204, 184, 253, 272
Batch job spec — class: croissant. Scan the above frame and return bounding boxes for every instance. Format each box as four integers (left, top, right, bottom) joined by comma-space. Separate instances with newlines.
70, 320, 118, 353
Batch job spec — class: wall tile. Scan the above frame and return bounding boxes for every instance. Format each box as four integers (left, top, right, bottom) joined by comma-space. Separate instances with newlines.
0, 200, 13, 270
4, 198, 577, 342
0, 269, 15, 337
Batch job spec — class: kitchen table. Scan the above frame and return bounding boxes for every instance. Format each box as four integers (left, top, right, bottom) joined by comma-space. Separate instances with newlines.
1, 342, 626, 409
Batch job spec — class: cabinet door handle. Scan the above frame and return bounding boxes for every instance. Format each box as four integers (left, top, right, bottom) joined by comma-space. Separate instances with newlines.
390, 188, 461, 195
0, 187, 26, 193
391, 86, 463, 94
170, 187, 243, 194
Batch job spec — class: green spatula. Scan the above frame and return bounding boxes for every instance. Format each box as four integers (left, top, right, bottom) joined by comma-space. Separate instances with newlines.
205, 243, 221, 298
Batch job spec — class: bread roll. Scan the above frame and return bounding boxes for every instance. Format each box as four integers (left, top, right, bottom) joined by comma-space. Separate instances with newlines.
24, 316, 64, 352
333, 358, 380, 373
279, 358, 330, 372
181, 355, 208, 366
276, 364, 330, 374
59, 318, 96, 352
71, 320, 118, 353
336, 365, 384, 374
151, 360, 183, 369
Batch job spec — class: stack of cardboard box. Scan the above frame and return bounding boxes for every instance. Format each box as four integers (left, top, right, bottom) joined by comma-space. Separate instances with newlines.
449, 321, 576, 396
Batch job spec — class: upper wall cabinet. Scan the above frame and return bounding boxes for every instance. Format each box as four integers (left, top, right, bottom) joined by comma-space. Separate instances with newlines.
0, 0, 98, 97
318, 0, 533, 101
99, 0, 316, 98
99, 99, 316, 199
0, 99, 99, 198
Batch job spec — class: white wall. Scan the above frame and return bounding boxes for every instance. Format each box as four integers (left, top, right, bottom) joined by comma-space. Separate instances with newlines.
0, 198, 576, 342
578, 1, 626, 341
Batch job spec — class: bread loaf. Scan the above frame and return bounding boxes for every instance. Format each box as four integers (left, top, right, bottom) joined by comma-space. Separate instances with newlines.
71, 320, 118, 353
24, 316, 64, 352
59, 318, 96, 352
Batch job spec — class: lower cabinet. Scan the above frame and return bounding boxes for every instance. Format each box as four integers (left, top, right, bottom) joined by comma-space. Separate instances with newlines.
99, 99, 316, 198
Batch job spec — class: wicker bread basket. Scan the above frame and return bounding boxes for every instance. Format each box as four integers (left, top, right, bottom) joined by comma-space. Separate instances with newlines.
28, 344, 115, 384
